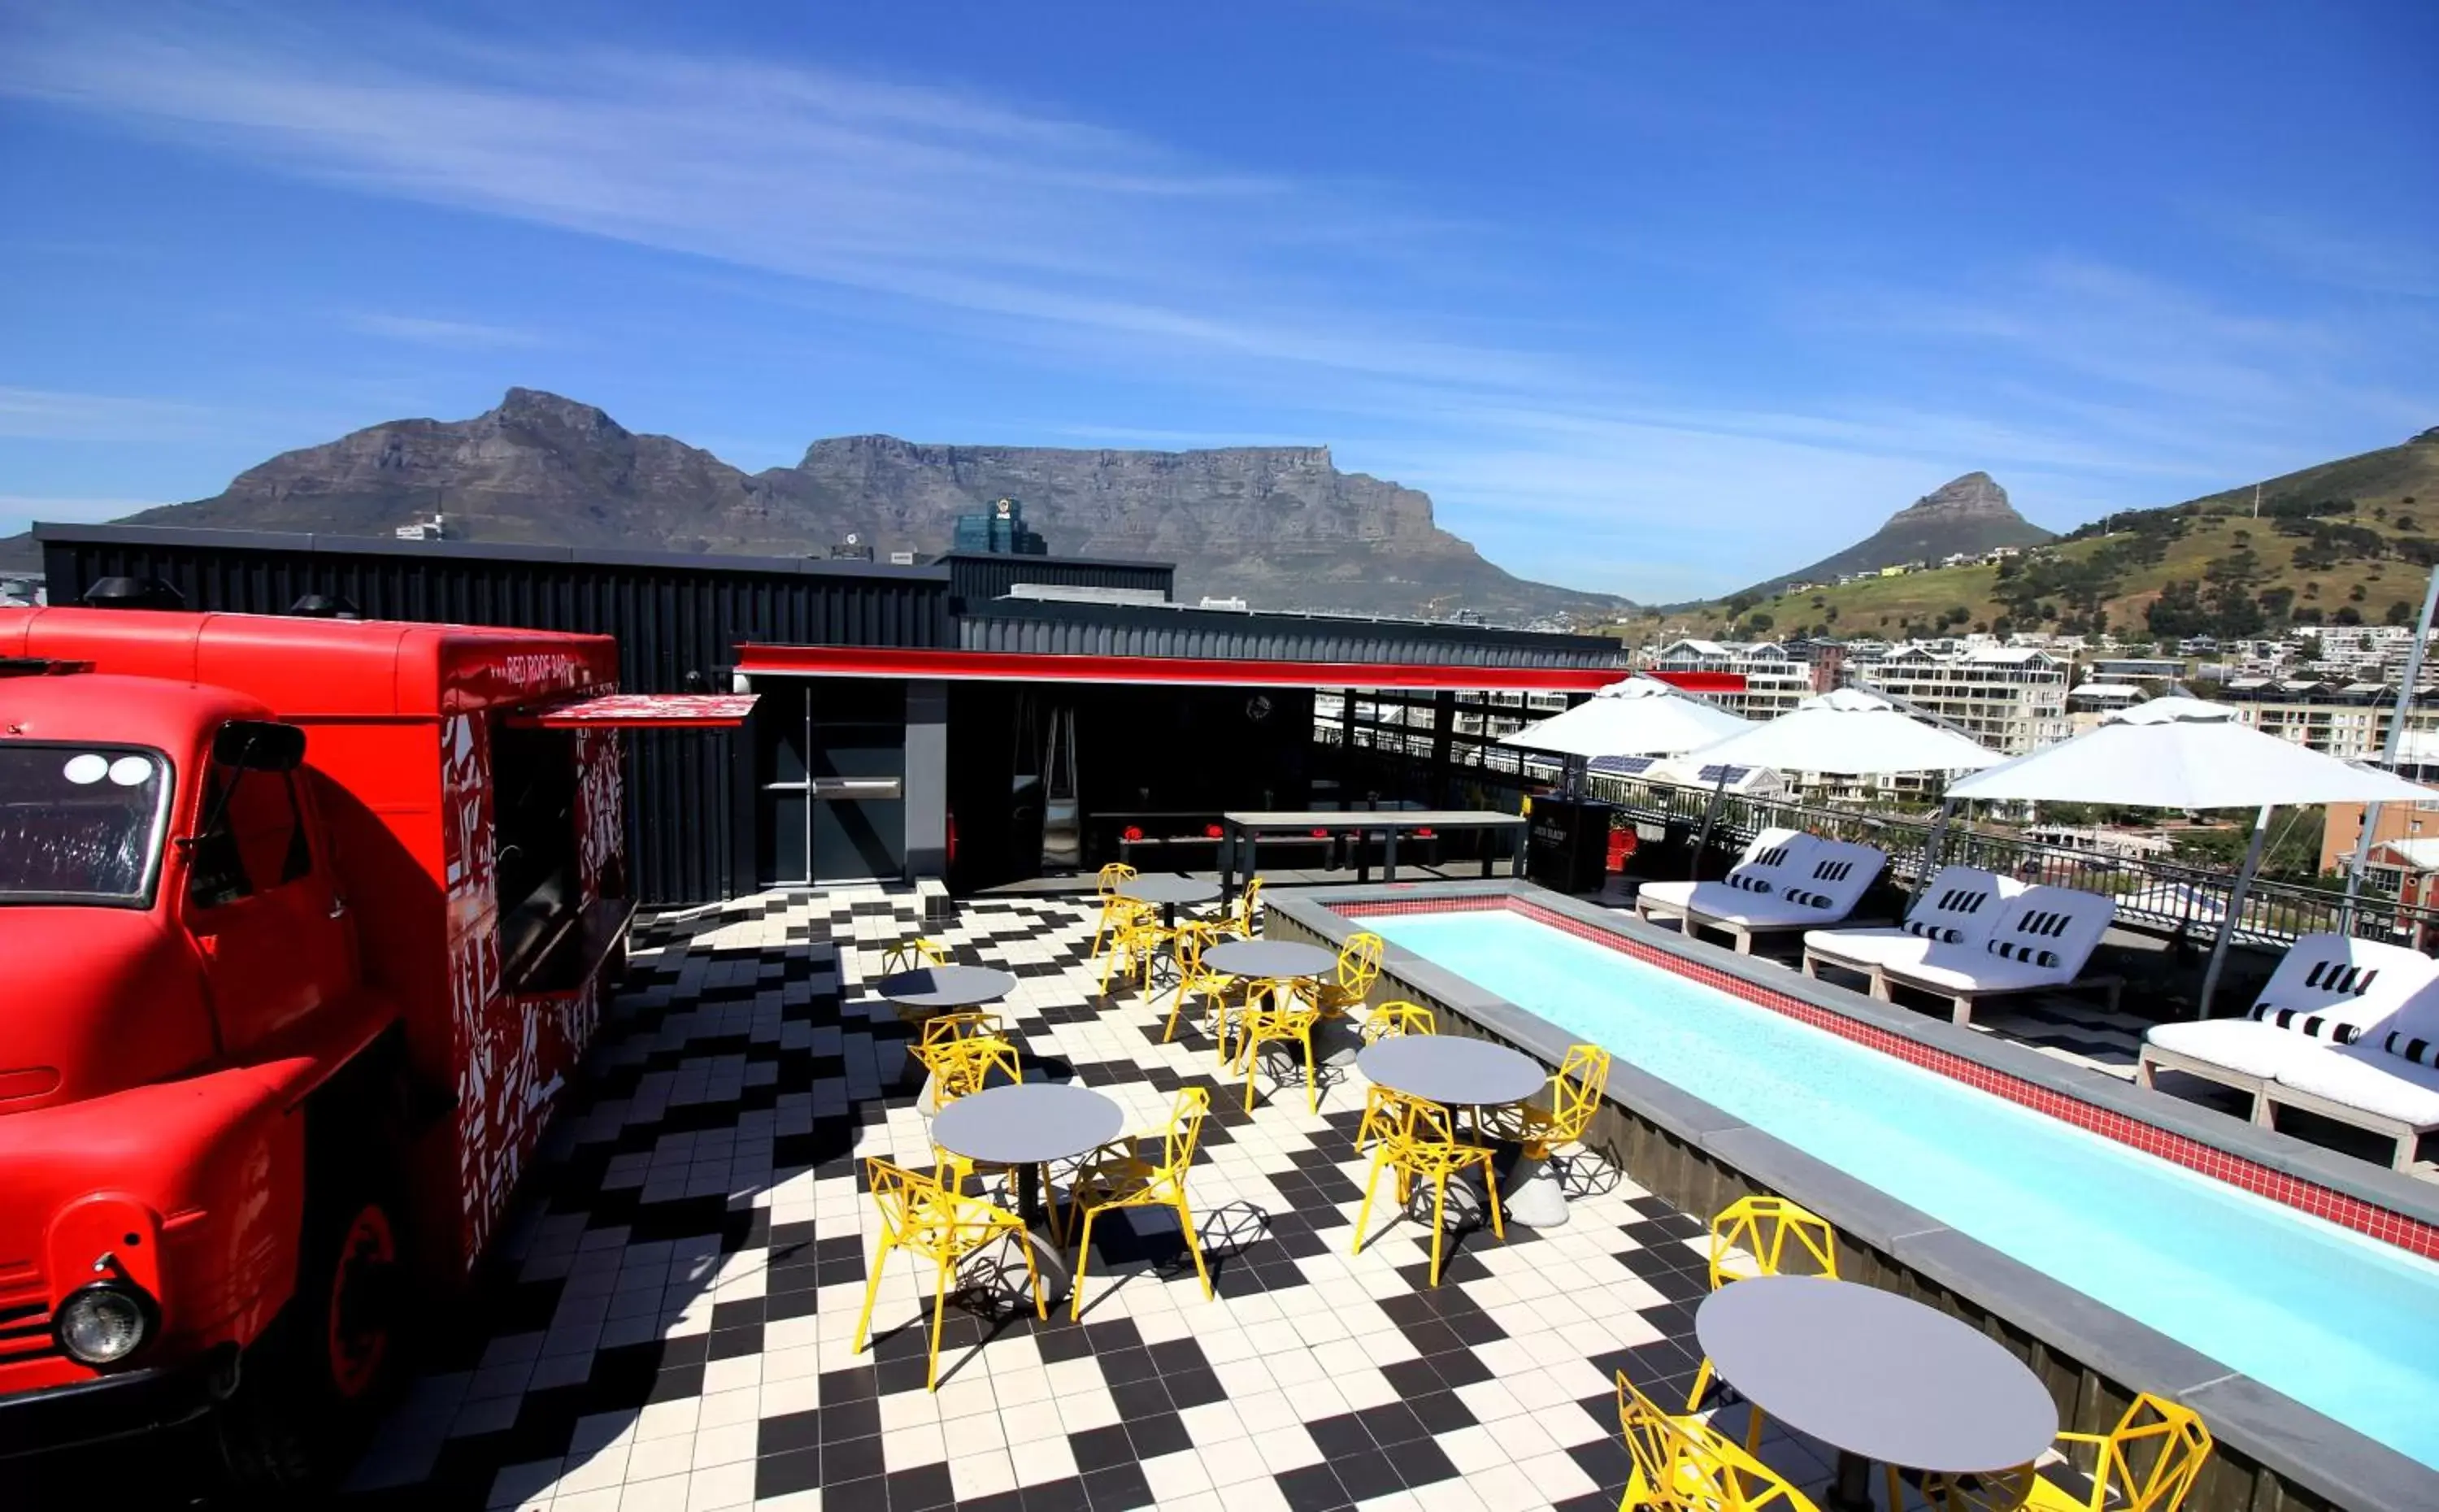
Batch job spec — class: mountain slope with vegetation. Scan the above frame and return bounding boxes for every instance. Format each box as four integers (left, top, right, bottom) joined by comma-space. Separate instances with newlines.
1742, 471, 2054, 597
1620, 429, 2439, 646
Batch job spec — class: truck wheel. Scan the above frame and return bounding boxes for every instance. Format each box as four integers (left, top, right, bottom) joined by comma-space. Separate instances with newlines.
217, 1190, 405, 1492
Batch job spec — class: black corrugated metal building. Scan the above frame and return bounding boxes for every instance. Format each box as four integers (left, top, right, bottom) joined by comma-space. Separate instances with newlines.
37, 523, 1627, 901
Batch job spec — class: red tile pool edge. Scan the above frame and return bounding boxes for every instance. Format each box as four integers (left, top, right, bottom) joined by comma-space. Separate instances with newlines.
1335, 893, 2439, 1262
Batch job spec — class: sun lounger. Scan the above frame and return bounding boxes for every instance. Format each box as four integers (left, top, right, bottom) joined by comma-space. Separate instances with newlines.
2138, 934, 2439, 1124
2250, 979, 2439, 1171
1670, 838, 1889, 954
1872, 885, 2119, 1025
1634, 828, 1817, 928
1799, 865, 2025, 983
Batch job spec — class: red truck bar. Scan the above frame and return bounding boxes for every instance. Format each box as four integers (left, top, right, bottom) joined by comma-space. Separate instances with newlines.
736, 644, 1745, 696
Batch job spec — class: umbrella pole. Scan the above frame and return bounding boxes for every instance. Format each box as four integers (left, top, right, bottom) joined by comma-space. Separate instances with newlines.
2198, 804, 2274, 1019
1691, 770, 1729, 880
1924, 797, 1956, 871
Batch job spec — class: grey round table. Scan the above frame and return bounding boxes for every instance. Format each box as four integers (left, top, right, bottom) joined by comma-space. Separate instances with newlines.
1117, 874, 1222, 925
1204, 939, 1337, 982
1358, 1036, 1547, 1108
876, 964, 1018, 1011
931, 1082, 1126, 1223
1696, 1275, 2057, 1512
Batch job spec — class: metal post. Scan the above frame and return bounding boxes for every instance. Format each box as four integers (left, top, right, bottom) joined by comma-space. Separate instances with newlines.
2198, 804, 2274, 1018
1692, 769, 1731, 880
1924, 797, 1957, 873
2344, 563, 2439, 928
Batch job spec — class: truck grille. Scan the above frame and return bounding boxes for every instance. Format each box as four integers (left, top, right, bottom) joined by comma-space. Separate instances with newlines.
0, 1265, 55, 1364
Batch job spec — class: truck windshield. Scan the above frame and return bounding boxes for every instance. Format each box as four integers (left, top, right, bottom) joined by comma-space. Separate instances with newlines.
0, 743, 173, 906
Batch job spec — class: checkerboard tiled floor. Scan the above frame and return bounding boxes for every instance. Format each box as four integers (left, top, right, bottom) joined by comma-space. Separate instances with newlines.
337, 885, 1911, 1512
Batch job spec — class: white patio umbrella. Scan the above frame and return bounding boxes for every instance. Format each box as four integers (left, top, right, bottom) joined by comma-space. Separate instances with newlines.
1677, 686, 2005, 776
1498, 676, 1750, 759
1675, 688, 2004, 867
1947, 696, 2439, 1013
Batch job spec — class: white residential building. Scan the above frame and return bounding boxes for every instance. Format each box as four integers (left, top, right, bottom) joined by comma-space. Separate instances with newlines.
1641, 640, 1816, 719
1854, 645, 2071, 755
2215, 678, 2439, 762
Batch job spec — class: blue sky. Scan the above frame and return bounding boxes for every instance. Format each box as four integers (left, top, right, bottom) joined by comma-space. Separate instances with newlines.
1, 1, 2432, 600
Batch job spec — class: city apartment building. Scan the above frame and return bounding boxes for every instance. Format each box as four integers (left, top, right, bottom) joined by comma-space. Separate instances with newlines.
1642, 639, 1819, 719
2216, 678, 2439, 762
1855, 645, 2071, 756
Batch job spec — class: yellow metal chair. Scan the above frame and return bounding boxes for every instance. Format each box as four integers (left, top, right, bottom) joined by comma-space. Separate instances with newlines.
1925, 1393, 2214, 1512
1688, 1197, 1840, 1450
1316, 930, 1385, 1015
1066, 1088, 1216, 1320
1219, 875, 1265, 938
915, 1014, 1023, 1105
913, 1013, 1027, 1210
851, 1158, 1047, 1391
1098, 901, 1167, 994
1236, 979, 1327, 1114
1616, 1370, 1822, 1512
1481, 1043, 1611, 1165
880, 937, 951, 1025
883, 936, 949, 973
1352, 1088, 1506, 1285
1354, 1001, 1437, 1152
1090, 862, 1138, 959
1162, 921, 1242, 1058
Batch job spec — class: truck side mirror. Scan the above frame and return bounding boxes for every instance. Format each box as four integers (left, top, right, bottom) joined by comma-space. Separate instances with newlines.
212, 720, 307, 772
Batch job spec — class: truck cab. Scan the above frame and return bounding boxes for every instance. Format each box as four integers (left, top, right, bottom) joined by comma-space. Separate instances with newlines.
0, 665, 385, 1468
0, 607, 746, 1489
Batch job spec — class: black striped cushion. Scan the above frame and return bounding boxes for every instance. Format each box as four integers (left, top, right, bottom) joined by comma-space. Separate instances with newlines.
2250, 1003, 2363, 1045
1728, 873, 1773, 894
1904, 919, 1963, 944
2301, 961, 2379, 997
2384, 1031, 2439, 1067
1987, 939, 2060, 968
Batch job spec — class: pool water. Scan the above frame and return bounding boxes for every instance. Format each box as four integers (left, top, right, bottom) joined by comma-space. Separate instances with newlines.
1368, 907, 2439, 1470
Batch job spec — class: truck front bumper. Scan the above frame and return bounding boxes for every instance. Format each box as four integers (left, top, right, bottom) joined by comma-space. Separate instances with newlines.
0, 1344, 237, 1458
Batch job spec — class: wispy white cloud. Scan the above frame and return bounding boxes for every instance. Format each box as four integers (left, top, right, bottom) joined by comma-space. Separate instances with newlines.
343, 311, 543, 350
0, 5, 2426, 599
0, 386, 219, 441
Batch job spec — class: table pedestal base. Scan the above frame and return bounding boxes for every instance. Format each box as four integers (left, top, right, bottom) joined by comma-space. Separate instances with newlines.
1828, 1450, 1875, 1512
1017, 1231, 1073, 1307
1498, 1153, 1570, 1227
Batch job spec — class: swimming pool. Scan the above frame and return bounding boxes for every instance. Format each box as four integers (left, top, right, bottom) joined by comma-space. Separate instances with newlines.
1365, 906, 2439, 1471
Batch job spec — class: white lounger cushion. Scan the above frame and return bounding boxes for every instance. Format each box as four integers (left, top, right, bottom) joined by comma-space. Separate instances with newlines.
1802, 927, 1937, 971
1872, 951, 2074, 996
2272, 1043, 2439, 1127
1665, 882, 1817, 925
1806, 866, 2019, 971
1640, 828, 1818, 915
2245, 933, 2439, 1039
1889, 884, 2115, 993
2145, 1020, 2342, 1080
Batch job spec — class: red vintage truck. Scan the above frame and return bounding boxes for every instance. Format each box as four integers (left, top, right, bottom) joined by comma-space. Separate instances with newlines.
0, 604, 747, 1485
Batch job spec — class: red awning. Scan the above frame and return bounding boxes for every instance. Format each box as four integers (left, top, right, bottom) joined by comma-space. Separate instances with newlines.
507, 692, 759, 729
736, 644, 1742, 695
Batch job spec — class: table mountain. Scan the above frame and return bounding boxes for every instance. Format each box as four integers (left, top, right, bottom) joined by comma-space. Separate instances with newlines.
18, 388, 1627, 621
1745, 471, 2055, 595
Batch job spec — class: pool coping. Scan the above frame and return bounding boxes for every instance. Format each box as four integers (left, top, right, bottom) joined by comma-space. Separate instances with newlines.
1266, 878, 2439, 1512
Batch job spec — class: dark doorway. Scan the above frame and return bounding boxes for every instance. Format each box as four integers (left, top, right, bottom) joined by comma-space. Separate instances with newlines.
754, 680, 908, 884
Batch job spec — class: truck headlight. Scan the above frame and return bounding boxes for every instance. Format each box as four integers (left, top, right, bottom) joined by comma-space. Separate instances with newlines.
54, 1283, 152, 1365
